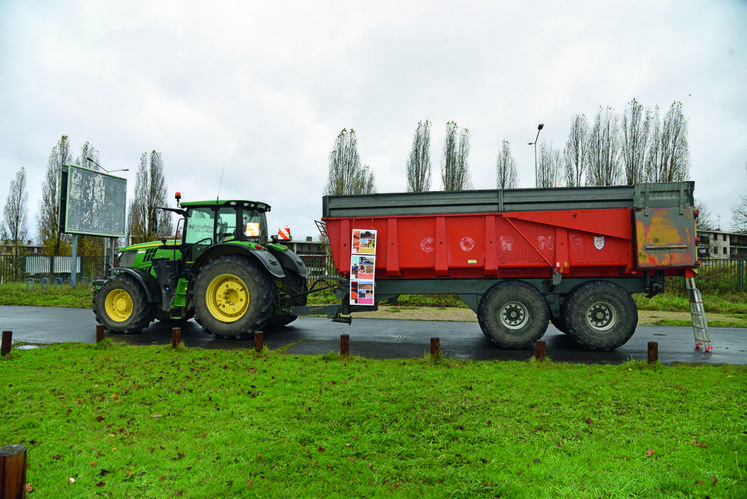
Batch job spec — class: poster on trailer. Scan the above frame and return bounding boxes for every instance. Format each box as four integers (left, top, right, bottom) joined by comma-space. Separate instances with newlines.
350, 229, 376, 305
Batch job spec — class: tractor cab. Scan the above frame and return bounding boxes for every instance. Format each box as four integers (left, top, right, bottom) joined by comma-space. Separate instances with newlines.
179, 199, 271, 265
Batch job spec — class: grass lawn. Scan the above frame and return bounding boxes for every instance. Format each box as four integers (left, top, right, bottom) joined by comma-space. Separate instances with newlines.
2, 343, 746, 498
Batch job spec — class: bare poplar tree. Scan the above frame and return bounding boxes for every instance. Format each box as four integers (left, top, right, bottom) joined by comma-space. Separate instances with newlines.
644, 106, 662, 182
406, 120, 431, 192
621, 98, 651, 184
496, 140, 518, 189
79, 141, 101, 170
353, 164, 375, 195
564, 114, 588, 187
441, 121, 471, 191
586, 106, 621, 186
537, 143, 561, 188
2, 167, 29, 256
127, 151, 173, 244
38, 135, 73, 255
649, 101, 690, 182
325, 129, 376, 196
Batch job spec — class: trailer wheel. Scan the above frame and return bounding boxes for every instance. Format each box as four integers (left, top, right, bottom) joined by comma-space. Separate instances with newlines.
94, 274, 154, 334
478, 281, 550, 349
562, 281, 637, 351
193, 254, 276, 339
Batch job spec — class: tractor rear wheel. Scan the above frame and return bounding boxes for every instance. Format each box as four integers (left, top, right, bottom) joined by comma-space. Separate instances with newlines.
562, 281, 637, 351
94, 274, 154, 334
193, 254, 275, 339
477, 280, 549, 349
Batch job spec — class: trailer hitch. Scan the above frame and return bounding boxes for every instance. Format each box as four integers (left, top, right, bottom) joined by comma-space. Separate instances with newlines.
332, 313, 352, 325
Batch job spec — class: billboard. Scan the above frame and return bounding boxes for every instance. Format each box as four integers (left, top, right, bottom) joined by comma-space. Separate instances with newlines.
59, 164, 127, 237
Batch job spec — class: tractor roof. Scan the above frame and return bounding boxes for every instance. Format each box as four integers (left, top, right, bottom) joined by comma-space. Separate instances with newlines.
180, 199, 271, 212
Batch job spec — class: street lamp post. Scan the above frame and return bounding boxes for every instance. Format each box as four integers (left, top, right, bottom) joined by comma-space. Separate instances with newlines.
85, 157, 129, 175
528, 123, 544, 187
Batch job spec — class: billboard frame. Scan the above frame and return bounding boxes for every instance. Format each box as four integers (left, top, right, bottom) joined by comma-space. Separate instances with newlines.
58, 163, 127, 238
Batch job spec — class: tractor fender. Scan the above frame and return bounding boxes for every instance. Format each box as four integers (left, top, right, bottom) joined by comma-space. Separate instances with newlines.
192, 243, 286, 279
109, 267, 160, 304
268, 246, 309, 278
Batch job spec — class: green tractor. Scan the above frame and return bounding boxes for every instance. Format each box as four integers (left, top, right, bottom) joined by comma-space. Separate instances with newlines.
93, 194, 309, 339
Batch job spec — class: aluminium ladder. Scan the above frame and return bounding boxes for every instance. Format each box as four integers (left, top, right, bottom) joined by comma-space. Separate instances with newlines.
686, 277, 713, 352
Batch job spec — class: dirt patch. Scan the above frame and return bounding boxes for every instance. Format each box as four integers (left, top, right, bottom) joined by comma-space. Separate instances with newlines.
352, 305, 477, 322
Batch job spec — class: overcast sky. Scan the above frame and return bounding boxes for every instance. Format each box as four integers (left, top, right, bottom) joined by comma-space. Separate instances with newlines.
1, 0, 746, 241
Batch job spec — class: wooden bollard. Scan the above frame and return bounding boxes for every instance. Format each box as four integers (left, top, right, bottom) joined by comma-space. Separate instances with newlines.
535, 340, 546, 361
0, 444, 27, 499
648, 341, 659, 364
430, 337, 440, 357
1, 330, 11, 357
96, 324, 105, 343
172, 327, 181, 349
254, 331, 263, 353
340, 334, 350, 356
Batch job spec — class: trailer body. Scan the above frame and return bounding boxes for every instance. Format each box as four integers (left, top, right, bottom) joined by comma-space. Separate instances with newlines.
321, 182, 698, 350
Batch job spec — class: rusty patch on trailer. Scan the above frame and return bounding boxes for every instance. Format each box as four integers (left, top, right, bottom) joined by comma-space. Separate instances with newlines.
636, 207, 696, 268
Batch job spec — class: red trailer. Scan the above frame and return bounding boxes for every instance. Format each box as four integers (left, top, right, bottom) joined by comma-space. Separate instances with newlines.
318, 182, 703, 351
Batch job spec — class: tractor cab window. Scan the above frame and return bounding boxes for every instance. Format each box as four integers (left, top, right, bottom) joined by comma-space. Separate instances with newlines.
242, 209, 266, 241
217, 207, 238, 242
185, 207, 215, 245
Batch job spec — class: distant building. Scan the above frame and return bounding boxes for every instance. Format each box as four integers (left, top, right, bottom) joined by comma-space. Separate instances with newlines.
0, 240, 45, 255
697, 230, 747, 260
282, 236, 330, 278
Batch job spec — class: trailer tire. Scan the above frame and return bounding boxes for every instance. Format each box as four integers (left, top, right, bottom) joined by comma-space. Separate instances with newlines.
562, 281, 637, 351
478, 280, 550, 349
193, 255, 276, 339
94, 274, 154, 334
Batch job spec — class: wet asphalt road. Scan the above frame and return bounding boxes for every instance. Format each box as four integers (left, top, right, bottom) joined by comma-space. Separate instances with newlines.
2, 306, 745, 365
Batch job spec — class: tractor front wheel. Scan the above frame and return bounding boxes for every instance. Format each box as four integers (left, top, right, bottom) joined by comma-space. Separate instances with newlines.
193, 255, 275, 339
93, 274, 154, 334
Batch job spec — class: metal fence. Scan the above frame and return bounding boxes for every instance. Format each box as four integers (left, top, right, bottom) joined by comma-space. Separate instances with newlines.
2, 254, 744, 293
0, 255, 108, 285
0, 254, 336, 286
668, 259, 747, 293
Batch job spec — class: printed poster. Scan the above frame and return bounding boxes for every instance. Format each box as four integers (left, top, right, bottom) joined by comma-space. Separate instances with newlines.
350, 229, 376, 305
